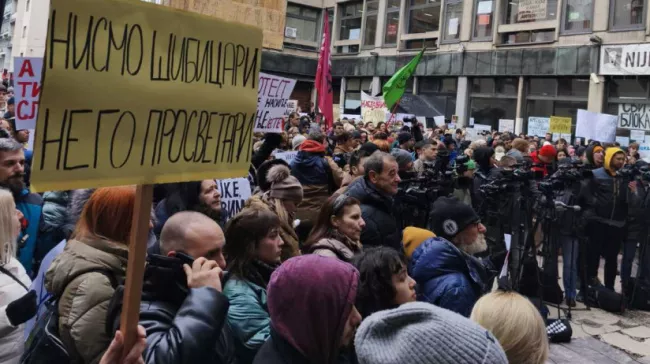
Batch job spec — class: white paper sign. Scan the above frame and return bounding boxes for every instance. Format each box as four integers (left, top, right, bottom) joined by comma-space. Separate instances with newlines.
631, 129, 646, 141
448, 123, 456, 129
285, 100, 299, 116
576, 109, 617, 143
416, 116, 426, 126
527, 116, 550, 137
448, 18, 459, 35
639, 142, 650, 162
275, 151, 299, 164
469, 117, 475, 126
552, 133, 572, 144
618, 104, 650, 131
216, 178, 252, 221
517, 0, 547, 22
616, 136, 630, 147
474, 124, 492, 132
434, 116, 446, 127
255, 73, 297, 133
477, 0, 493, 14
14, 57, 43, 130
498, 119, 514, 133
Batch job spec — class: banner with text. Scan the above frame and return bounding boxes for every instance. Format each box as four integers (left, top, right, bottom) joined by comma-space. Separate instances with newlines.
255, 73, 296, 133
576, 109, 617, 143
31, 0, 262, 192
216, 177, 251, 221
284, 100, 299, 117
618, 103, 650, 131
631, 129, 646, 142
517, 0, 547, 22
274, 151, 298, 164
14, 57, 43, 131
549, 116, 571, 134
527, 116, 550, 137
361, 92, 388, 125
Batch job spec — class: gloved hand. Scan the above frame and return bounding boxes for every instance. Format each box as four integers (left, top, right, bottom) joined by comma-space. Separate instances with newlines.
6, 290, 37, 326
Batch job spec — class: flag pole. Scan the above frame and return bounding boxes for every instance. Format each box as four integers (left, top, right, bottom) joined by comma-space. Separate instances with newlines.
387, 97, 401, 125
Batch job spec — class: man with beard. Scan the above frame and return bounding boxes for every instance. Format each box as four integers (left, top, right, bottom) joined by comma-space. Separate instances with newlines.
408, 197, 504, 317
0, 138, 43, 276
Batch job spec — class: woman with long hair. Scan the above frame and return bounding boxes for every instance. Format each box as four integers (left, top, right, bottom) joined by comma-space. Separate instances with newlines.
0, 189, 31, 364
223, 209, 284, 364
241, 165, 302, 260
303, 194, 365, 262
46, 186, 136, 364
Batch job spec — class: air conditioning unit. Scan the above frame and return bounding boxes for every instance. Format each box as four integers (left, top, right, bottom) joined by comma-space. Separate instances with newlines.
284, 27, 297, 38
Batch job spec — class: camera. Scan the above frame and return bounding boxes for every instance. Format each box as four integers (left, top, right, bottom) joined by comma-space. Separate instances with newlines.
617, 161, 650, 181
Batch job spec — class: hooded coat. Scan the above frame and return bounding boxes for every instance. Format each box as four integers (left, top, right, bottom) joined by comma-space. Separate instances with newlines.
45, 238, 128, 364
254, 255, 358, 364
344, 177, 402, 252
583, 148, 628, 226
408, 237, 494, 317
584, 144, 603, 170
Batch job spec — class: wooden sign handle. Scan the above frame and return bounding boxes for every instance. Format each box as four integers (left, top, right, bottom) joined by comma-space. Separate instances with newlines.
119, 184, 154, 359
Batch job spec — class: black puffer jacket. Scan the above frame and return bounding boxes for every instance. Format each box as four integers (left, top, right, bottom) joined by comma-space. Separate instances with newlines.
113, 254, 237, 364
344, 177, 402, 252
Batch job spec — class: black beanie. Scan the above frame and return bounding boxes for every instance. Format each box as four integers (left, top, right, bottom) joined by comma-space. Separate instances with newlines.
430, 197, 480, 241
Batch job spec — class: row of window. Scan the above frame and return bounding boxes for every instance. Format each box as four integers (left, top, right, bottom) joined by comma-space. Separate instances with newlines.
284, 0, 645, 48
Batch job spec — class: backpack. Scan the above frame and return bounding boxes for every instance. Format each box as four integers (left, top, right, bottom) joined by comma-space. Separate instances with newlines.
20, 269, 118, 364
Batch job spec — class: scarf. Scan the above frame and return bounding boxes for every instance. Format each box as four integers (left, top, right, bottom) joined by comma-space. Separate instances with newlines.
245, 259, 280, 289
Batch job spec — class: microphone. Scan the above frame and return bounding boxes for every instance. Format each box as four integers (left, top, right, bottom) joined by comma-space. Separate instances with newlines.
554, 200, 581, 212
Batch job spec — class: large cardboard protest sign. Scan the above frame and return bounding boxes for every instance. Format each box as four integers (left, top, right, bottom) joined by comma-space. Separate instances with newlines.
576, 109, 617, 143
498, 119, 514, 133
517, 0, 547, 21
169, 0, 286, 50
31, 0, 262, 192
14, 57, 42, 131
527, 116, 549, 137
618, 104, 650, 131
361, 92, 388, 125
217, 177, 251, 220
255, 73, 296, 133
549, 116, 571, 134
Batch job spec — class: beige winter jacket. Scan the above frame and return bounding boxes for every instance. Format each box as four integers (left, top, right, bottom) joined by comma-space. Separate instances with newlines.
45, 238, 128, 364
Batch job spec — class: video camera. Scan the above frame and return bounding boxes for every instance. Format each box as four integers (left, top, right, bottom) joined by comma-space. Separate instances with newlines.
616, 161, 650, 181
539, 160, 592, 194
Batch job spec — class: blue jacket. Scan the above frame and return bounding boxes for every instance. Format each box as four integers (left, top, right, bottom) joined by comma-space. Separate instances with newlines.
16, 188, 43, 276
290, 151, 330, 186
409, 237, 492, 317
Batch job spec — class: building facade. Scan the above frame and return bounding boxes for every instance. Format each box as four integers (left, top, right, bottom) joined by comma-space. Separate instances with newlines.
0, 0, 15, 72
11, 0, 48, 63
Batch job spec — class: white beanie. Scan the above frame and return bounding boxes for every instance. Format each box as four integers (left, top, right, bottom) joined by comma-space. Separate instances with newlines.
355, 302, 508, 364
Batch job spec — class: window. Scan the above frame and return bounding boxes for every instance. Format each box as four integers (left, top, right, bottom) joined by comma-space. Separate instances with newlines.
404, 38, 437, 49
285, 4, 320, 43
610, 0, 645, 29
529, 78, 556, 96
408, 0, 441, 34
420, 77, 457, 119
22, 26, 26, 39
25, 0, 30, 11
473, 0, 494, 40
336, 45, 360, 53
558, 78, 589, 97
608, 78, 649, 99
562, 0, 593, 33
505, 0, 558, 24
502, 29, 554, 44
442, 0, 462, 42
344, 78, 373, 114
525, 77, 589, 136
384, 0, 400, 45
339, 2, 363, 40
364, 0, 379, 47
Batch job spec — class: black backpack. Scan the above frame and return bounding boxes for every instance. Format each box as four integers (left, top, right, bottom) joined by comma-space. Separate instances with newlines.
21, 269, 117, 364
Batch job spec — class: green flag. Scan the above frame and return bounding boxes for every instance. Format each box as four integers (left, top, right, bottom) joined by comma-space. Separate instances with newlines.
382, 48, 425, 110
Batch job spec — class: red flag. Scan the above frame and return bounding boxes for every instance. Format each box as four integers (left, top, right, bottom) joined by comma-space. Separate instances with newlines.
315, 12, 333, 129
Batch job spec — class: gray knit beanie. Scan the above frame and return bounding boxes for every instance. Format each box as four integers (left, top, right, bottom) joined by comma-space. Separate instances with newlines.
355, 302, 508, 364
390, 148, 413, 170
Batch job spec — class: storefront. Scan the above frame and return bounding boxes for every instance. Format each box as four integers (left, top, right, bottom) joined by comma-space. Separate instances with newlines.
469, 77, 518, 130
601, 44, 650, 144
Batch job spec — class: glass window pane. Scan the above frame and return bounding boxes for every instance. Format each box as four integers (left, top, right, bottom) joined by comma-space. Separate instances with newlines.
443, 2, 462, 41
505, 0, 558, 24
529, 78, 556, 96
420, 77, 441, 92
441, 78, 457, 92
340, 18, 362, 40
336, 45, 360, 53
361, 78, 373, 92
609, 78, 648, 98
404, 38, 437, 49
496, 78, 518, 95
367, 0, 379, 12
471, 97, 517, 130
303, 7, 319, 18
343, 3, 357, 16
363, 14, 378, 46
611, 0, 644, 28
557, 78, 589, 98
473, 0, 493, 39
387, 0, 401, 11
471, 78, 495, 94
287, 4, 301, 14
563, 0, 592, 32
385, 12, 400, 44
347, 78, 362, 90
286, 17, 317, 42
408, 4, 441, 33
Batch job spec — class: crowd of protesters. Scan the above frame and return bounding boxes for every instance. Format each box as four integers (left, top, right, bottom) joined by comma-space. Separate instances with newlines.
0, 103, 648, 364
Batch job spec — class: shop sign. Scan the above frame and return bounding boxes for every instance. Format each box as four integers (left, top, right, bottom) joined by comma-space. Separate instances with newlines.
601, 44, 650, 75
618, 103, 650, 131
517, 0, 547, 22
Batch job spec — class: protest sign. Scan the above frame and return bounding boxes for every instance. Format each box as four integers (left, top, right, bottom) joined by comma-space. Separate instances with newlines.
616, 136, 630, 147
527, 116, 549, 137
618, 104, 650, 131
552, 133, 572, 144
285, 100, 299, 116
498, 119, 514, 133
333, 104, 341, 123
274, 150, 298, 164
639, 142, 650, 162
469, 117, 475, 126
255, 73, 297, 133
217, 177, 251, 220
448, 123, 456, 129
576, 109, 617, 143
31, 0, 262, 193
549, 116, 571, 134
517, 0, 547, 22
361, 92, 388, 125
631, 129, 646, 142
434, 116, 446, 127
14, 57, 42, 130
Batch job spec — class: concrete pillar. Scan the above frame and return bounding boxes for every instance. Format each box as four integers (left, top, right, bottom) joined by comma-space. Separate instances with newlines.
371, 76, 381, 96
588, 75, 606, 113
515, 76, 525, 134
413, 76, 419, 95
340, 77, 347, 110
455, 77, 469, 127
375, 0, 388, 48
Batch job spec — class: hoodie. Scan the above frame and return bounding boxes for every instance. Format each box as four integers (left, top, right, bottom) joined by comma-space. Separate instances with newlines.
472, 147, 495, 210
258, 255, 359, 364
584, 144, 604, 170
586, 147, 628, 226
